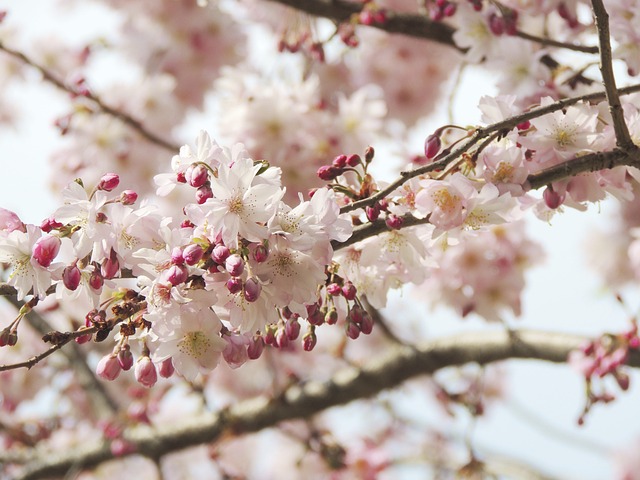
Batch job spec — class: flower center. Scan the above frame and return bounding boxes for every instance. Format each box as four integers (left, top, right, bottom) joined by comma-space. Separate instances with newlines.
178, 331, 212, 359
431, 188, 460, 214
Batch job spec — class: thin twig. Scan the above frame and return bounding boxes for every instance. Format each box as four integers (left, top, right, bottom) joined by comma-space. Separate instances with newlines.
4, 296, 119, 416
0, 42, 179, 153
340, 82, 640, 215
591, 0, 635, 150
332, 214, 431, 250
515, 30, 598, 54
0, 325, 98, 372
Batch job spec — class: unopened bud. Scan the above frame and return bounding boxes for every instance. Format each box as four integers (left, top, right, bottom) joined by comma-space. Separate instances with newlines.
303, 329, 317, 351
135, 356, 157, 388
159, 358, 175, 378
247, 335, 265, 359
317, 165, 342, 181
342, 282, 357, 300
97, 354, 121, 381
185, 164, 209, 188
183, 244, 204, 266
543, 186, 564, 209
98, 173, 120, 191
244, 277, 262, 302
32, 235, 61, 268
63, 264, 82, 291
196, 185, 213, 204
424, 133, 441, 159
212, 244, 230, 264
253, 244, 269, 263
226, 277, 243, 294
225, 254, 244, 277
117, 345, 134, 371
120, 190, 138, 205
285, 318, 301, 341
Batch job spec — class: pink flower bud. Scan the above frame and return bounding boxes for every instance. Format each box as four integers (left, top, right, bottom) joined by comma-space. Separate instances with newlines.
276, 327, 289, 348
159, 358, 175, 378
346, 154, 361, 167
226, 277, 243, 294
162, 264, 189, 286
308, 309, 325, 326
117, 345, 134, 371
489, 13, 505, 35
75, 333, 92, 344
223, 335, 249, 369
325, 307, 338, 325
101, 250, 120, 279
185, 164, 209, 188
63, 264, 82, 291
212, 244, 230, 264
247, 335, 265, 360
98, 173, 120, 191
171, 246, 184, 265
346, 321, 360, 339
385, 214, 404, 230
32, 234, 61, 268
89, 269, 104, 291
182, 244, 204, 265
424, 133, 441, 159
326, 283, 342, 296
40, 216, 62, 233
225, 254, 244, 277
342, 281, 357, 300
135, 356, 157, 388
285, 318, 301, 341
97, 354, 121, 381
253, 244, 269, 263
0, 208, 25, 233
366, 205, 380, 222
349, 305, 364, 325
317, 165, 342, 181
443, 2, 456, 16
196, 184, 213, 204
332, 154, 347, 168
543, 186, 564, 209
120, 190, 138, 205
303, 330, 317, 351
244, 277, 262, 302
360, 311, 374, 335
0, 328, 11, 347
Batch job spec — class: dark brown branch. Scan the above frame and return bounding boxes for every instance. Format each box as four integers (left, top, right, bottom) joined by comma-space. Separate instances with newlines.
526, 148, 640, 190
340, 83, 640, 215
266, 0, 458, 47
515, 30, 598, 54
267, 0, 598, 56
0, 42, 179, 153
14, 329, 639, 480
591, 0, 635, 151
0, 325, 98, 372
4, 296, 119, 416
332, 214, 431, 250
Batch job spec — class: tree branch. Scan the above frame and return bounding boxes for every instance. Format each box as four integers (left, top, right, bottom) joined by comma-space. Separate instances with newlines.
0, 42, 179, 153
3, 296, 119, 417
339, 83, 640, 215
14, 329, 639, 480
526, 148, 639, 190
591, 0, 635, 151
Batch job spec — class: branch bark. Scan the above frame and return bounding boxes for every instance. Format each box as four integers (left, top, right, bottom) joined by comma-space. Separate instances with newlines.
14, 329, 640, 480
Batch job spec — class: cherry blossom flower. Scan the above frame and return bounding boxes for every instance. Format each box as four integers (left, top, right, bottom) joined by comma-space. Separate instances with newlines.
0, 224, 54, 300
186, 155, 283, 248
151, 301, 226, 381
